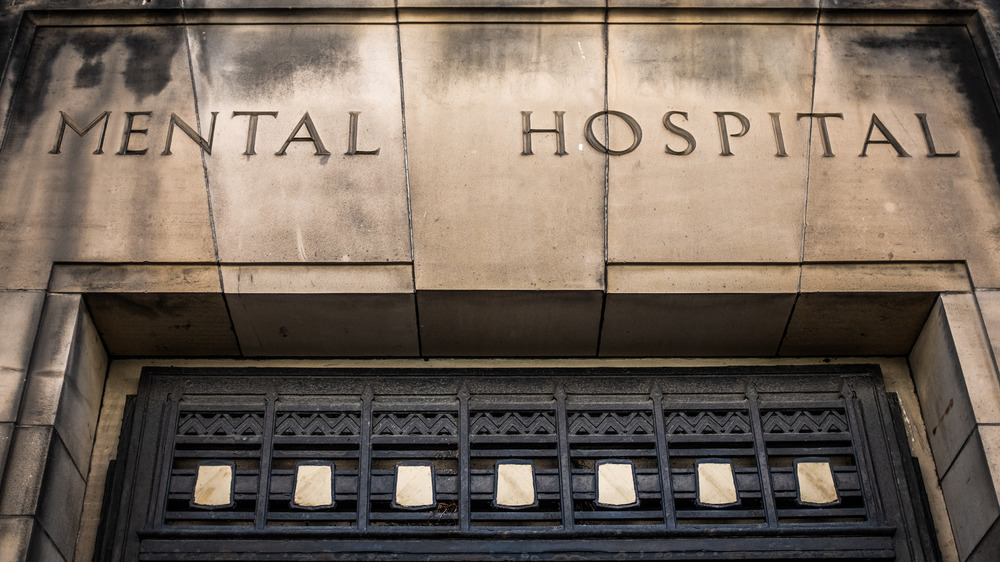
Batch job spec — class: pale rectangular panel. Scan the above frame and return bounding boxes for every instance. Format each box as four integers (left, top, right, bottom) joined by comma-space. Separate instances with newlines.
697, 460, 738, 507
394, 463, 435, 508
193, 462, 234, 507
596, 461, 637, 507
294, 463, 334, 508
796, 460, 838, 506
607, 24, 816, 264
495, 461, 535, 508
401, 23, 605, 291
804, 26, 1000, 286
187, 25, 410, 264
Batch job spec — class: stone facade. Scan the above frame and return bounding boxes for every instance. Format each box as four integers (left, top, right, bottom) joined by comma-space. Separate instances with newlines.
1, 1, 1000, 560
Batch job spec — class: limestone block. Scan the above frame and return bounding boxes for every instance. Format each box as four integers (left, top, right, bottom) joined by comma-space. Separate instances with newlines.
780, 292, 937, 356
84, 293, 238, 356
940, 429, 1000, 560
600, 265, 798, 356
0, 291, 44, 422
222, 265, 418, 356
0, 516, 65, 562
0, 26, 215, 290
909, 294, 1000, 477
0, 427, 85, 561
417, 291, 602, 356
607, 24, 815, 264
186, 24, 410, 264
401, 23, 605, 291
804, 25, 1000, 287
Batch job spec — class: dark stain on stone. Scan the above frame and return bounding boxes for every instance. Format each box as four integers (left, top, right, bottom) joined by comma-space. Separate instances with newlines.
430, 26, 545, 90
208, 26, 358, 99
6, 29, 66, 133
70, 31, 112, 89
122, 28, 183, 101
852, 27, 1000, 186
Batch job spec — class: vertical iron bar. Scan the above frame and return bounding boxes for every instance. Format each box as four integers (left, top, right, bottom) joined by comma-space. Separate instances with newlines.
149, 392, 181, 530
842, 381, 884, 524
459, 384, 471, 531
555, 384, 575, 531
651, 386, 676, 529
746, 384, 779, 527
358, 385, 373, 531
255, 394, 276, 529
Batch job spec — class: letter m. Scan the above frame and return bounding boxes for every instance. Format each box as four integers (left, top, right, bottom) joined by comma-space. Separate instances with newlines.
49, 111, 111, 154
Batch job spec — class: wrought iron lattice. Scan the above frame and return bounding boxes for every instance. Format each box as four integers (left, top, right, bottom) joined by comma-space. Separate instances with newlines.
97, 366, 939, 561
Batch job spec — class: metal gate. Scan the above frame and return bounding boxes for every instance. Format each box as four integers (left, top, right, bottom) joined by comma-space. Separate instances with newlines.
96, 366, 939, 560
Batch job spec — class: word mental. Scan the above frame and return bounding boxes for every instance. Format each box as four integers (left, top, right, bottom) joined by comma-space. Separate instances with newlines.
48, 109, 960, 159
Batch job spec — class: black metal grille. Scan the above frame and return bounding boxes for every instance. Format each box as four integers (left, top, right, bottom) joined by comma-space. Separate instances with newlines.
98, 366, 938, 560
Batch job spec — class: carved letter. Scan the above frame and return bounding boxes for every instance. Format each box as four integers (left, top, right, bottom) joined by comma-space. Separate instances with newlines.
859, 113, 910, 157
714, 111, 750, 156
161, 112, 218, 156
345, 111, 380, 156
662, 111, 696, 156
233, 111, 277, 156
276, 112, 331, 156
916, 113, 959, 157
49, 111, 111, 155
117, 111, 152, 156
796, 113, 844, 157
521, 111, 567, 156
769, 112, 787, 157
584, 110, 642, 156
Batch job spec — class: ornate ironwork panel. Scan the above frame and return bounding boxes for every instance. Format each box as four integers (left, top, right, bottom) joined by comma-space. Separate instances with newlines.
97, 366, 938, 560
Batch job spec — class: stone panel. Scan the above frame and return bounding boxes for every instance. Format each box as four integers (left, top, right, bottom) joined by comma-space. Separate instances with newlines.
418, 291, 603, 356
779, 292, 937, 356
401, 23, 605, 291
0, 291, 45, 422
607, 24, 815, 264
222, 265, 418, 356
84, 293, 238, 356
804, 25, 1000, 287
17, 294, 108, 475
0, 25, 214, 290
33, 433, 86, 561
601, 294, 795, 356
186, 24, 410, 264
941, 429, 1000, 560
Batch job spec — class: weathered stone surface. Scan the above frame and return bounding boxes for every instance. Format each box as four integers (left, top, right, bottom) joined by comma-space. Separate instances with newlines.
804, 25, 1000, 287
0, 26, 214, 290
222, 265, 418, 356
607, 24, 814, 264
0, 291, 44, 422
601, 294, 795, 356
909, 295, 1000, 477
84, 293, 238, 356
187, 24, 410, 264
417, 291, 603, 356
941, 429, 1000, 560
401, 23, 605, 291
